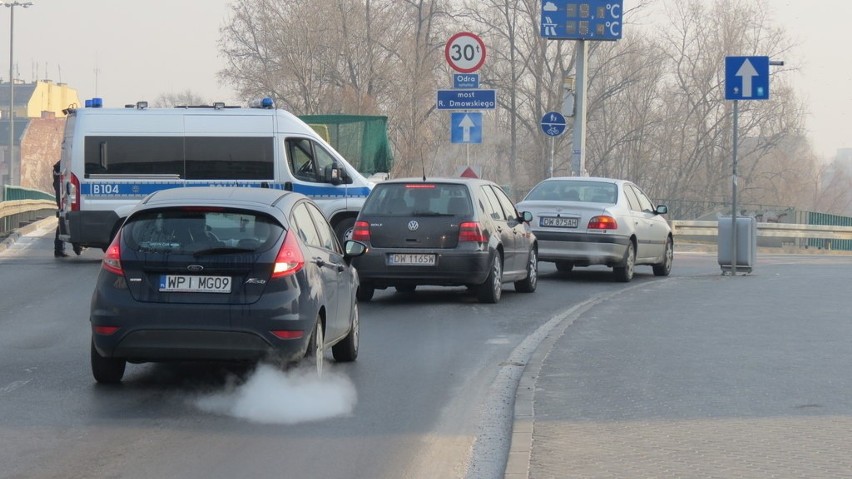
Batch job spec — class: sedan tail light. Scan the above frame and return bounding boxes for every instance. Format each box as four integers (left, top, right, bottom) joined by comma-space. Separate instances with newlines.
271, 231, 304, 278
459, 221, 487, 243
352, 221, 371, 242
588, 215, 618, 230
102, 231, 124, 275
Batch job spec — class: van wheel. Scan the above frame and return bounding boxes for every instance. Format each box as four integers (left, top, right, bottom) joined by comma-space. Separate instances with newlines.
334, 217, 356, 245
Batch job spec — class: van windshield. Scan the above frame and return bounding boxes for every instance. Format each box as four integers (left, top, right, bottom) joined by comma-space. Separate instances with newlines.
84, 136, 274, 180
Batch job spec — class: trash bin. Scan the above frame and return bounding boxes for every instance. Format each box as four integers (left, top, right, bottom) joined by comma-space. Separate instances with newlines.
717, 216, 757, 273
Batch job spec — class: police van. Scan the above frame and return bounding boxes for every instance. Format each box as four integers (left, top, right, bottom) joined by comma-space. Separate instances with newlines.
58, 98, 373, 252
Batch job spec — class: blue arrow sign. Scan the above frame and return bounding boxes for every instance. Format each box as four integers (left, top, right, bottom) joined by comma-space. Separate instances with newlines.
541, 111, 567, 137
541, 0, 623, 41
437, 89, 497, 110
725, 56, 769, 100
451, 112, 482, 144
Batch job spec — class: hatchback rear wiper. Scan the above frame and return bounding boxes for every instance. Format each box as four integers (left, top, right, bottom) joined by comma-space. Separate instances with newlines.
192, 247, 256, 256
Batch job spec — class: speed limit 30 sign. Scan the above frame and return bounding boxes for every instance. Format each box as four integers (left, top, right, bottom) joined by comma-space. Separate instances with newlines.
445, 32, 486, 73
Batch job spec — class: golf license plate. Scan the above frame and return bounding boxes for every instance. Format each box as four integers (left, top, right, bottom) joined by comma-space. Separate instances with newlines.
388, 253, 436, 266
159, 275, 232, 293
540, 216, 579, 228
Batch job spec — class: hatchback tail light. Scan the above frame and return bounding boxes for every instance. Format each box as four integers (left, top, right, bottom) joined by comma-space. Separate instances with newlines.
272, 231, 305, 278
459, 221, 487, 243
588, 215, 618, 230
352, 221, 371, 242
102, 231, 124, 275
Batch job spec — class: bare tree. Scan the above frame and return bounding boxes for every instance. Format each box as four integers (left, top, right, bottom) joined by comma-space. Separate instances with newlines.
152, 90, 208, 107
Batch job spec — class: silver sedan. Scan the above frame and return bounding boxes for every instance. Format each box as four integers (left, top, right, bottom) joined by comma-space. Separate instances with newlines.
517, 177, 673, 281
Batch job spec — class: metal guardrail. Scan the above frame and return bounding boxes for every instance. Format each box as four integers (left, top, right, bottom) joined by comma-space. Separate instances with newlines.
0, 199, 56, 238
671, 220, 852, 241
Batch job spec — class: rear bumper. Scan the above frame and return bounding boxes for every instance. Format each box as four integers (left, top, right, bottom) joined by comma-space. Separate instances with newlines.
91, 278, 314, 363
353, 247, 492, 288
61, 210, 120, 249
533, 230, 630, 266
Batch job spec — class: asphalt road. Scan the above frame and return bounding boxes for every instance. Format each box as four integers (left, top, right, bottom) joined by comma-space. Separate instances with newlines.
4, 219, 849, 479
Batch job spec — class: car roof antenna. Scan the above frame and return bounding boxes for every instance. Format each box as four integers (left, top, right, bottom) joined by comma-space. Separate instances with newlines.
421, 156, 426, 182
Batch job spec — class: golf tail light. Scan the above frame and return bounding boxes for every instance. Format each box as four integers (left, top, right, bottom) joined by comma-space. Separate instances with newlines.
272, 231, 304, 278
102, 232, 123, 275
459, 221, 487, 243
352, 221, 371, 242
588, 215, 618, 230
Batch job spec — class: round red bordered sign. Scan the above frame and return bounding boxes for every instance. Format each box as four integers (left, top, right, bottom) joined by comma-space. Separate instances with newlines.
445, 32, 486, 73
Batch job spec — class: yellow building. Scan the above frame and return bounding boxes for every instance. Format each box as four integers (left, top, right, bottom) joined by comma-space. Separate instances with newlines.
2, 80, 81, 187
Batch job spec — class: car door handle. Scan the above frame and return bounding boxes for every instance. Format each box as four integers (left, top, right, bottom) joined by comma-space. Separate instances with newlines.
313, 257, 344, 272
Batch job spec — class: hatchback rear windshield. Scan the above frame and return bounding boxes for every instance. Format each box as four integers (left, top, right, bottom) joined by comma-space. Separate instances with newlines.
122, 208, 284, 255
524, 180, 617, 204
361, 183, 472, 216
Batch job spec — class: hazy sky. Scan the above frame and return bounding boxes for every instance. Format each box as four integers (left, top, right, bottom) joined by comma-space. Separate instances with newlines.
5, 0, 850, 159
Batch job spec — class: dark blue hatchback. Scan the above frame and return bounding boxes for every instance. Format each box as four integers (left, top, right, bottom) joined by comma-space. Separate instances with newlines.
89, 187, 366, 383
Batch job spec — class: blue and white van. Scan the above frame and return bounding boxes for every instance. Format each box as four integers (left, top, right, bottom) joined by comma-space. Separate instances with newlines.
58, 99, 373, 251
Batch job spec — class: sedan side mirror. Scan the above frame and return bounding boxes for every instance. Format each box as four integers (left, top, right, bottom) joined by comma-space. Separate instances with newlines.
519, 211, 533, 223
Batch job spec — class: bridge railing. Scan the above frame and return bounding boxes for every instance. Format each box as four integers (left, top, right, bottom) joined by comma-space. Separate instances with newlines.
1, 185, 56, 239
671, 220, 852, 250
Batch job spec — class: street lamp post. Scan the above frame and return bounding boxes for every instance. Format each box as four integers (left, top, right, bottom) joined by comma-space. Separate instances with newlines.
3, 1, 32, 187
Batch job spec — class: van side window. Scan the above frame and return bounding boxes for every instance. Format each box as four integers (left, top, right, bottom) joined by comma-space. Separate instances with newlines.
286, 138, 340, 184
83, 136, 274, 180
287, 138, 316, 182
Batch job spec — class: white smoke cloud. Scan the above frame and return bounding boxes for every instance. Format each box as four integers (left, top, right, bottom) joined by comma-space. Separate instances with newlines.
194, 363, 357, 424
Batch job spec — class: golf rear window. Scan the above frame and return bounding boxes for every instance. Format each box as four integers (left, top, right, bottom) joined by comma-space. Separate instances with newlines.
122, 208, 284, 254
361, 183, 472, 216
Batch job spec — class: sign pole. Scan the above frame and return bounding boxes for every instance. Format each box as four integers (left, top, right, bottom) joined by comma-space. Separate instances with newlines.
730, 99, 739, 276
549, 136, 555, 177
570, 40, 588, 176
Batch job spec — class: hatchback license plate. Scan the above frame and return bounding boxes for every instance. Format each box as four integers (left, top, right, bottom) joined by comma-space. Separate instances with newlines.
540, 217, 578, 228
388, 253, 436, 266
159, 275, 232, 293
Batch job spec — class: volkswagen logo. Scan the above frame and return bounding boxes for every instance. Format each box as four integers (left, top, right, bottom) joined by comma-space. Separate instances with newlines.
187, 264, 204, 272
408, 220, 419, 231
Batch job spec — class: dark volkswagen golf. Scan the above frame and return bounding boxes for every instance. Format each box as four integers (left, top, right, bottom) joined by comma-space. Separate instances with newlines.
89, 187, 366, 383
352, 178, 538, 303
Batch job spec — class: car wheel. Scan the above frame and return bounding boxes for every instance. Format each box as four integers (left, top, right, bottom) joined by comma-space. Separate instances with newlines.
332, 303, 359, 362
555, 261, 574, 273
305, 317, 324, 377
613, 241, 635, 282
356, 282, 375, 302
514, 247, 538, 293
477, 252, 503, 303
395, 284, 416, 293
91, 338, 126, 384
653, 237, 673, 277
334, 217, 356, 246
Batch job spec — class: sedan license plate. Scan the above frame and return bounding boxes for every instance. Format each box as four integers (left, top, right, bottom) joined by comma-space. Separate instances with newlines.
388, 253, 436, 266
540, 216, 579, 228
159, 275, 232, 293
